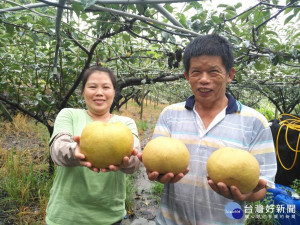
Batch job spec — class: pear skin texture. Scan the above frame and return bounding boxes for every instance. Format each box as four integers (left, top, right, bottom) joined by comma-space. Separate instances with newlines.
142, 136, 190, 175
206, 147, 260, 194
80, 121, 134, 168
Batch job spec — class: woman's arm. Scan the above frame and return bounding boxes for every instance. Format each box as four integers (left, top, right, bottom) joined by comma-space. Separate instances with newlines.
120, 135, 141, 174
50, 133, 80, 167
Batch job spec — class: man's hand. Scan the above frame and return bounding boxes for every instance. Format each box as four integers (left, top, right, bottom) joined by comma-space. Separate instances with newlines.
138, 153, 189, 183
207, 176, 267, 202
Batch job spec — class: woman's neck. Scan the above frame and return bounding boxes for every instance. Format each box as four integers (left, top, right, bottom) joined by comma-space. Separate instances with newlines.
86, 110, 112, 122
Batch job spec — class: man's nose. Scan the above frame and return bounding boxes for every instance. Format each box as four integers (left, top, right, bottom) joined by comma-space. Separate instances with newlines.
199, 72, 210, 84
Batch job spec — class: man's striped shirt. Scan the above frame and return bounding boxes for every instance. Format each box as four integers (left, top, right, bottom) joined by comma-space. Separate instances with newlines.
152, 94, 277, 225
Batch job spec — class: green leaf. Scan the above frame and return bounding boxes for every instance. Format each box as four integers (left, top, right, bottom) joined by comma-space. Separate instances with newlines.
72, 2, 84, 17
191, 21, 202, 32
230, 25, 240, 36
284, 7, 293, 15
81, 12, 88, 20
269, 38, 281, 47
178, 14, 187, 27
292, 31, 300, 41
254, 60, 267, 70
5, 24, 14, 35
164, 4, 173, 13
238, 10, 252, 22
234, 3, 242, 9
269, 54, 279, 66
225, 11, 237, 19
235, 73, 242, 83
211, 16, 222, 23
31, 33, 39, 43
291, 49, 298, 58
83, 0, 98, 9
198, 10, 207, 21
136, 4, 146, 15
123, 34, 130, 43
217, 4, 229, 8
265, 30, 279, 36
284, 14, 294, 25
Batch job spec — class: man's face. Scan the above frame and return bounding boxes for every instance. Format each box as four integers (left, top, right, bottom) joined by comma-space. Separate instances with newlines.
184, 55, 235, 106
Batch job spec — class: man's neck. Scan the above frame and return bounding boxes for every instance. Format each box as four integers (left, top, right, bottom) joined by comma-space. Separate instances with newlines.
194, 96, 228, 129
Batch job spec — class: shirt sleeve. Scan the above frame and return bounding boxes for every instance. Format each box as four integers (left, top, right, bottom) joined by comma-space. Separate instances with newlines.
250, 117, 277, 188
120, 135, 141, 174
50, 132, 80, 167
49, 108, 76, 145
152, 107, 171, 139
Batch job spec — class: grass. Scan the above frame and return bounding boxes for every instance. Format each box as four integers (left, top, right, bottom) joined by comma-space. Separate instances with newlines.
0, 99, 166, 224
0, 113, 52, 224
291, 179, 300, 195
244, 192, 280, 225
125, 172, 138, 212
245, 193, 276, 225
150, 181, 164, 204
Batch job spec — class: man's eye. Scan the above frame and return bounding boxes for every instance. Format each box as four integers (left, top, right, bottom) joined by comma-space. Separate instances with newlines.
191, 71, 200, 75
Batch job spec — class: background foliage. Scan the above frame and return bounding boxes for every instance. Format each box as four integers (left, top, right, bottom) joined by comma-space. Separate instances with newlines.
0, 0, 299, 136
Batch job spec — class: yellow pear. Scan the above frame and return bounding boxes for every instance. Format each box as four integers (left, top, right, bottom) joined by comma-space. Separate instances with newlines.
207, 147, 260, 194
80, 121, 133, 168
142, 136, 190, 175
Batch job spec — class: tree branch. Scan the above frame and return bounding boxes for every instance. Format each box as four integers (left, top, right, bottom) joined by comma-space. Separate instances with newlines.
255, 1, 298, 31
59, 22, 133, 109
118, 73, 184, 89
66, 30, 90, 55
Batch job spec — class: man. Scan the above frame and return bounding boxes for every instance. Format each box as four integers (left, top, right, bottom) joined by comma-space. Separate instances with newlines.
139, 34, 277, 224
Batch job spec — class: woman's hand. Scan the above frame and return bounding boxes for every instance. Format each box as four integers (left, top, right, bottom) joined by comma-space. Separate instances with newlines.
207, 176, 267, 202
137, 153, 189, 183
74, 136, 138, 173
73, 136, 100, 173
101, 149, 139, 172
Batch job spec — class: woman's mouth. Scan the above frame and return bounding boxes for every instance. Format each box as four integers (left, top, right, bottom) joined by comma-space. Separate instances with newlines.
94, 99, 105, 104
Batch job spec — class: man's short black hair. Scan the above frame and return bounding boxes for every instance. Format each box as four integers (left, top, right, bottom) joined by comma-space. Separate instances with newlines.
183, 34, 234, 74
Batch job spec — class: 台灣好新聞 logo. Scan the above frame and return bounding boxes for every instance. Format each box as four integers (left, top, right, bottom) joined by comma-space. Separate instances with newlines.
225, 202, 243, 219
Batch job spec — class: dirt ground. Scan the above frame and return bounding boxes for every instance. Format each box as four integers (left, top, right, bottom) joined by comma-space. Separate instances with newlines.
122, 164, 160, 225
122, 114, 161, 225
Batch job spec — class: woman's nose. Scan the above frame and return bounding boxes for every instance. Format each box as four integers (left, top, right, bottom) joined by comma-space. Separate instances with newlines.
96, 88, 103, 96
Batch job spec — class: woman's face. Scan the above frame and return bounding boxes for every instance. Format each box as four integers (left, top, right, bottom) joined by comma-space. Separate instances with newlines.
82, 71, 115, 116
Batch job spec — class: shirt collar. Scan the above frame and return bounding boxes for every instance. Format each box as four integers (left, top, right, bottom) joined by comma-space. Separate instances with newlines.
185, 93, 240, 114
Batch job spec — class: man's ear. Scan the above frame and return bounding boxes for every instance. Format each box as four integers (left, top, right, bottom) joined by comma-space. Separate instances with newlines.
227, 67, 235, 83
184, 71, 189, 81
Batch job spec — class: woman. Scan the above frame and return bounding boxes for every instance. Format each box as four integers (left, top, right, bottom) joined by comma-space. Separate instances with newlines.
46, 66, 141, 225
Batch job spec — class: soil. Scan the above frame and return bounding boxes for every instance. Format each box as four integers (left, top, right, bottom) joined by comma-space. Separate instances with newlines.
122, 115, 160, 225
122, 164, 160, 225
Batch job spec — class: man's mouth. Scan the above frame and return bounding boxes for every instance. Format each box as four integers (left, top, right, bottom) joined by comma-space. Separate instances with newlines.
198, 88, 212, 93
